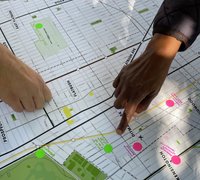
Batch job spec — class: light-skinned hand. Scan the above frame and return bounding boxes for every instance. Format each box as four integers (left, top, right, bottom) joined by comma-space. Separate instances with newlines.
0, 44, 52, 112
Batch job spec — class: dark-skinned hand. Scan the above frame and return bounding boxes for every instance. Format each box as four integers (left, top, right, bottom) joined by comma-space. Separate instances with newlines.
113, 33, 181, 135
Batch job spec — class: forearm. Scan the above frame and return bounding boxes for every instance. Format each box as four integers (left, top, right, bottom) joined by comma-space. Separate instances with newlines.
146, 33, 181, 62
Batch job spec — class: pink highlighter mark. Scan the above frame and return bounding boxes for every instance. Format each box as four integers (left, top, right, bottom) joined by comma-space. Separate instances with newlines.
132, 142, 143, 151
171, 155, 181, 165
166, 100, 175, 107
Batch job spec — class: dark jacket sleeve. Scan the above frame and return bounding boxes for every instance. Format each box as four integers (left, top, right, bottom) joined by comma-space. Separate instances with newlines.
153, 0, 200, 51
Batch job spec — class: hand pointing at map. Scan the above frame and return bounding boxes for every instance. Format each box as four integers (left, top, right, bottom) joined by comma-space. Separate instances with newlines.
112, 0, 200, 134
113, 34, 181, 135
0, 44, 52, 112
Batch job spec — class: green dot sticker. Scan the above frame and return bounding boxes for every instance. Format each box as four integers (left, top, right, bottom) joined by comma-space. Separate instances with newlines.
104, 144, 113, 153
35, 23, 43, 29
35, 149, 45, 158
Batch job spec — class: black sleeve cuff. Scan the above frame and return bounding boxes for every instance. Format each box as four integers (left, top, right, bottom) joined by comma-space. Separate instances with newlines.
153, 26, 190, 51
153, 0, 200, 51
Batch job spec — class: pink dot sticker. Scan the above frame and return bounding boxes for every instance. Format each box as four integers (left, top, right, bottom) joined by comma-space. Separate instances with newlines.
132, 142, 143, 151
171, 155, 181, 165
166, 100, 175, 107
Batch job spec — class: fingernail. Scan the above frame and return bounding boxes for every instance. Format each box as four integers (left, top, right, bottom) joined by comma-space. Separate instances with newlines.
116, 129, 123, 135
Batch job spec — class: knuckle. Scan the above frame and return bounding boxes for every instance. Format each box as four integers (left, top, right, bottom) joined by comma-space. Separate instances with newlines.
29, 76, 44, 89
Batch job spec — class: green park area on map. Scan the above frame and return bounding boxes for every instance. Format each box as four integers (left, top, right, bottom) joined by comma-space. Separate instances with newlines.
63, 151, 107, 180
32, 18, 67, 57
0, 150, 76, 180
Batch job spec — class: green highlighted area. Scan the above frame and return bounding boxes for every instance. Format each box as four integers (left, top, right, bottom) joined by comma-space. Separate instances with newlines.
63, 151, 107, 180
0, 152, 76, 180
91, 19, 102, 26
104, 144, 113, 153
138, 8, 149, 14
32, 18, 67, 57
11, 114, 16, 121
32, 15, 37, 19
109, 46, 117, 54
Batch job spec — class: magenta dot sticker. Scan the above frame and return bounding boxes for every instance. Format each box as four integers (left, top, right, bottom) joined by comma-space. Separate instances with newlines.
132, 142, 143, 151
166, 100, 175, 107
171, 155, 181, 165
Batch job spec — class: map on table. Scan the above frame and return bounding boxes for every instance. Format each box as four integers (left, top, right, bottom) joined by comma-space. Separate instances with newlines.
0, 0, 199, 179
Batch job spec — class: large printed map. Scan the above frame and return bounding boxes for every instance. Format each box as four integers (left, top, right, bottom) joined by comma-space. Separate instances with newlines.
0, 0, 199, 179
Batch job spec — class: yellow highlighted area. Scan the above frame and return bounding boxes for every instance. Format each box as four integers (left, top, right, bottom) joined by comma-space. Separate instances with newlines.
63, 106, 74, 125
89, 91, 94, 96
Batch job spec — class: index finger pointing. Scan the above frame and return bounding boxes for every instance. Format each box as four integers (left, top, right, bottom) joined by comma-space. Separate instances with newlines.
116, 103, 137, 135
